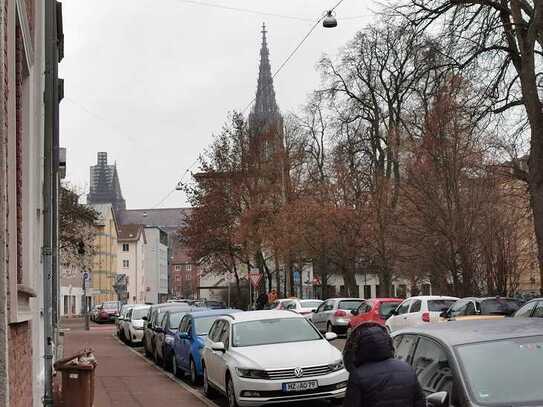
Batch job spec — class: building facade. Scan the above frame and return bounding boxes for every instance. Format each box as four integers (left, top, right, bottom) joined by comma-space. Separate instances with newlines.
170, 240, 201, 299
90, 204, 119, 305
142, 227, 168, 303
0, 0, 60, 405
59, 263, 85, 317
117, 224, 146, 303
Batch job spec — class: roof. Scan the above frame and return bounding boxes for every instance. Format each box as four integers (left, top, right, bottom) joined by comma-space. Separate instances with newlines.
149, 303, 192, 312
117, 224, 145, 243
116, 208, 191, 235
407, 296, 459, 301
189, 309, 243, 318
395, 318, 543, 346
227, 310, 303, 322
132, 305, 150, 310
328, 298, 364, 302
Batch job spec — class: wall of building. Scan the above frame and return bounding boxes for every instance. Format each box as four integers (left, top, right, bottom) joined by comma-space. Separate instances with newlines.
118, 238, 145, 304
143, 228, 168, 304
90, 204, 119, 305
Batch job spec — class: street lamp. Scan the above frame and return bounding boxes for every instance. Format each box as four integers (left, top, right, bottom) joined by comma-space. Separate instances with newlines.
323, 10, 338, 28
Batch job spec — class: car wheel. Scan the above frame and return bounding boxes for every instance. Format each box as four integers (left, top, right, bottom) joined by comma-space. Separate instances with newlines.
203, 364, 217, 398
189, 358, 199, 385
226, 374, 238, 407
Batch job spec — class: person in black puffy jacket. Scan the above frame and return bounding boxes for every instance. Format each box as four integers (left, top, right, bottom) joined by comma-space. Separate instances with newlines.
343, 322, 426, 407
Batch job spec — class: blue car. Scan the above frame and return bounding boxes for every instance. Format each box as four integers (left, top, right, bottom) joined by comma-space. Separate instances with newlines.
171, 309, 241, 384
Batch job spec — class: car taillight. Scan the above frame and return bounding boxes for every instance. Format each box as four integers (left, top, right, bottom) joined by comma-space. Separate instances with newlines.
335, 310, 347, 317
422, 312, 430, 322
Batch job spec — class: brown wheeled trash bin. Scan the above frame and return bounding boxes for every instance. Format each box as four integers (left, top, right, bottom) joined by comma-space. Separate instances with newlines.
54, 349, 97, 407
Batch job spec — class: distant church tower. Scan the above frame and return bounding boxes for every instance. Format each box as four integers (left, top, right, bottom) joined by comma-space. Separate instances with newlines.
87, 152, 126, 211
248, 24, 284, 162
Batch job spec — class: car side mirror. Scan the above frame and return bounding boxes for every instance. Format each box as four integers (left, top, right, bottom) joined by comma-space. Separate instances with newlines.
389, 309, 398, 316
211, 342, 225, 352
426, 391, 448, 407
311, 309, 317, 313
440, 310, 450, 319
325, 332, 338, 341
351, 309, 359, 316
142, 316, 148, 321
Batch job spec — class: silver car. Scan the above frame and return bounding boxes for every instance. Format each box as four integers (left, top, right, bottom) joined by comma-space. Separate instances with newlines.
311, 298, 364, 334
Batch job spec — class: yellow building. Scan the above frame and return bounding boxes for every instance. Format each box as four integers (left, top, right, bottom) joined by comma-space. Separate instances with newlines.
89, 203, 119, 304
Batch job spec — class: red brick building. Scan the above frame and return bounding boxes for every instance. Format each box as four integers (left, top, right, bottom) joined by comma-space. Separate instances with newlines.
1, 1, 61, 406
170, 239, 201, 299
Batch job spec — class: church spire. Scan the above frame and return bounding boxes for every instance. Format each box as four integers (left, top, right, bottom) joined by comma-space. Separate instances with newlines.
253, 23, 278, 116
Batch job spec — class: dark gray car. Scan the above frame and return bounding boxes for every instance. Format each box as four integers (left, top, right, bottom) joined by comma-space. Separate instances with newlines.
392, 318, 543, 406
142, 303, 191, 358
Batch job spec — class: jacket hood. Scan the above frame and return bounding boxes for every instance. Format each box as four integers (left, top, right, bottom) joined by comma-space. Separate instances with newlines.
343, 324, 394, 372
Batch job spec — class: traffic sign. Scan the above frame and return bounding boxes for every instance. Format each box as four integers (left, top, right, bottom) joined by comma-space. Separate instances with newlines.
249, 272, 263, 289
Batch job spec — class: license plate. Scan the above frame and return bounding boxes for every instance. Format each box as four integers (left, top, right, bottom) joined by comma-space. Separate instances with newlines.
282, 380, 318, 392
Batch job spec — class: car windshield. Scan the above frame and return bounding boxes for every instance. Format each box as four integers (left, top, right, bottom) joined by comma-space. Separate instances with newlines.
428, 299, 456, 312
168, 312, 186, 329
338, 300, 363, 311
480, 299, 520, 316
103, 302, 118, 310
379, 302, 401, 318
456, 336, 543, 405
132, 308, 149, 319
232, 318, 322, 347
300, 300, 322, 309
195, 317, 221, 336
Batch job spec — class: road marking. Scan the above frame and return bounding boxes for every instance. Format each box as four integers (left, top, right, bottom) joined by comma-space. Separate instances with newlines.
112, 334, 220, 407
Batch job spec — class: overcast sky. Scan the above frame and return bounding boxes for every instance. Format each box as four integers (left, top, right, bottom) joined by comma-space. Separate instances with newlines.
60, 0, 374, 209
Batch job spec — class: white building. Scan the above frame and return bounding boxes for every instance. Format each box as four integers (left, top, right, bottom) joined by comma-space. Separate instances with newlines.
143, 227, 169, 304
117, 224, 146, 304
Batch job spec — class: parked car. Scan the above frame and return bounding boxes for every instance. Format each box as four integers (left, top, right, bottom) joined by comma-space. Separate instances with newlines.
122, 305, 150, 345
347, 298, 403, 336
171, 309, 242, 384
385, 296, 458, 333
90, 305, 100, 322
154, 309, 194, 369
283, 299, 323, 319
392, 319, 543, 406
116, 304, 135, 340
514, 297, 543, 318
192, 299, 227, 309
442, 297, 522, 320
95, 301, 121, 323
142, 303, 192, 358
270, 298, 298, 310
311, 298, 364, 334
201, 310, 347, 406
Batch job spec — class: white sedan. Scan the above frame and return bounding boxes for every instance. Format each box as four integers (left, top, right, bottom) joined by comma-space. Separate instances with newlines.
283, 299, 323, 319
385, 295, 458, 333
201, 310, 347, 407
122, 305, 150, 345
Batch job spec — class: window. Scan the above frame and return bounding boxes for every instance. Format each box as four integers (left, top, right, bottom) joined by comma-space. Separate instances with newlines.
122, 243, 129, 252
358, 301, 372, 314
185, 264, 192, 272
412, 337, 452, 396
428, 299, 456, 312
232, 318, 321, 347
209, 320, 225, 342
175, 275, 182, 282
63, 296, 69, 315
396, 300, 411, 315
449, 300, 468, 317
422, 284, 431, 295
465, 301, 476, 315
394, 334, 417, 364
122, 260, 129, 268
338, 300, 363, 311
410, 300, 422, 313
533, 301, 543, 318
363, 285, 372, 299
219, 321, 230, 348
71, 296, 76, 315
515, 301, 536, 317
175, 265, 181, 271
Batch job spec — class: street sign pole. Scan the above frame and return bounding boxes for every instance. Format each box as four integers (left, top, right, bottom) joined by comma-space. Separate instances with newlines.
83, 272, 90, 331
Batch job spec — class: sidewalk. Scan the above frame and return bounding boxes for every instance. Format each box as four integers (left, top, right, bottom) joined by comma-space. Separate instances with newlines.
61, 319, 214, 407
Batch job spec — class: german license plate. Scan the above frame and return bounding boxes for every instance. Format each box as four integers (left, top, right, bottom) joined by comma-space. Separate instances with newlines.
282, 380, 318, 392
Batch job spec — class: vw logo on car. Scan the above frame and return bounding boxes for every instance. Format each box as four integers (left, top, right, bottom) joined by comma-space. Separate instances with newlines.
294, 367, 304, 378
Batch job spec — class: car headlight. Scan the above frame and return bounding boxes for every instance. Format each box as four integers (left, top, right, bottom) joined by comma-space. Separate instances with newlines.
328, 360, 344, 372
235, 368, 269, 379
